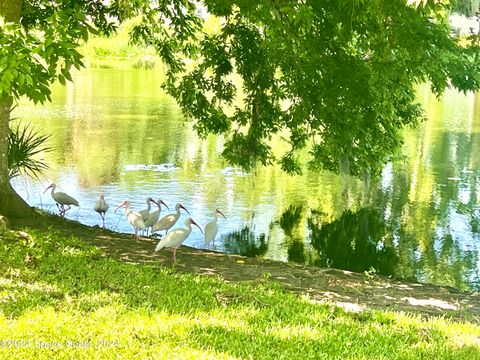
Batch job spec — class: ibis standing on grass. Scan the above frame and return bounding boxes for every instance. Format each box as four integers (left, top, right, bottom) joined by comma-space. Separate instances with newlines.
155, 217, 203, 262
152, 203, 190, 235
94, 192, 109, 228
115, 200, 146, 240
204, 209, 226, 248
44, 183, 79, 218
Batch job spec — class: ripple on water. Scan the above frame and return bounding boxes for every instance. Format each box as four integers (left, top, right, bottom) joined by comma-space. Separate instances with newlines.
124, 164, 179, 172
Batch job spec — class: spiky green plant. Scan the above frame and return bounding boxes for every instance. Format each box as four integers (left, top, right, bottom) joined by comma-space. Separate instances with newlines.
8, 122, 52, 179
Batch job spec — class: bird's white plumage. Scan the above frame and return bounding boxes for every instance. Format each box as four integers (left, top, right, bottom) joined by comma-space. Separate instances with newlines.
155, 217, 202, 262
127, 210, 146, 230
204, 222, 219, 243
44, 183, 79, 218
46, 183, 79, 206
94, 194, 109, 213
152, 203, 189, 234
155, 227, 191, 251
52, 191, 79, 206
94, 193, 109, 228
138, 197, 154, 221
204, 209, 226, 246
144, 199, 169, 230
115, 200, 146, 239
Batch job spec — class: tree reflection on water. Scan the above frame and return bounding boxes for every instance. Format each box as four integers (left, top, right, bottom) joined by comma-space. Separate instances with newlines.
308, 208, 399, 276
222, 226, 268, 257
278, 205, 307, 264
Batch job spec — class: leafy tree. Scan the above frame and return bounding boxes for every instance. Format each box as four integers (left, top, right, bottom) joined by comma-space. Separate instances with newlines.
132, 0, 480, 177
1, 0, 480, 219
451, 0, 479, 16
0, 0, 116, 217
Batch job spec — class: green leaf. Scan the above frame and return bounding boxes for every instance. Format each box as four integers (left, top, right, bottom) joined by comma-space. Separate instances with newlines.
8, 121, 53, 179
58, 73, 66, 85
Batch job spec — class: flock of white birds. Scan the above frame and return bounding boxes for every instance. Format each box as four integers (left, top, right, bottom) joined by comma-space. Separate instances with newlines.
44, 182, 226, 262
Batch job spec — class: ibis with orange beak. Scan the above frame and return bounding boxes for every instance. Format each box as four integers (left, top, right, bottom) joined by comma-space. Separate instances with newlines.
155, 217, 203, 262
44, 183, 79, 218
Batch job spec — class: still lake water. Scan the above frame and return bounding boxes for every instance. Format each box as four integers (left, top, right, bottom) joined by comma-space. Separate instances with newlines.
11, 66, 480, 291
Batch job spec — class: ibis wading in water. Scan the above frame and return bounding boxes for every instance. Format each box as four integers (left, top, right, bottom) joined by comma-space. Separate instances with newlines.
115, 200, 146, 240
152, 203, 190, 235
144, 199, 169, 236
44, 183, 79, 218
155, 217, 203, 262
94, 192, 109, 228
204, 209, 226, 247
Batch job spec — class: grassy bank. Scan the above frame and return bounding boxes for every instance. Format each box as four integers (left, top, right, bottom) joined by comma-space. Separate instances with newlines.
0, 227, 479, 359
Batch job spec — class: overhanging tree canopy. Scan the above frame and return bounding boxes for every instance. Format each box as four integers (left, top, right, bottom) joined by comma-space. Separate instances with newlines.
0, 0, 479, 217
132, 0, 480, 176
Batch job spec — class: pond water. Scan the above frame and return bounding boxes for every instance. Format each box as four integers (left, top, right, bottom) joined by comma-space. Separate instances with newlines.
11, 66, 480, 291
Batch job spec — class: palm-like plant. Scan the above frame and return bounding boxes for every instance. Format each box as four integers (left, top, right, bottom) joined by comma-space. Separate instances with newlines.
8, 122, 52, 179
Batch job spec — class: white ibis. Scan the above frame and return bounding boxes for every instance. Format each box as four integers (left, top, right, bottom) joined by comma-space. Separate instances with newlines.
139, 197, 157, 222
114, 200, 146, 240
204, 209, 226, 248
138, 197, 158, 235
94, 192, 109, 228
144, 199, 169, 236
155, 217, 203, 262
44, 183, 79, 218
152, 203, 190, 235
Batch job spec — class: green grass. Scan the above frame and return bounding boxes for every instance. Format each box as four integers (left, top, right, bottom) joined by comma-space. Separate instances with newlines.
0, 228, 479, 359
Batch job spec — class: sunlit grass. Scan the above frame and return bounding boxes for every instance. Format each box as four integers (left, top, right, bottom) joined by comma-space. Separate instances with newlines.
0, 228, 479, 359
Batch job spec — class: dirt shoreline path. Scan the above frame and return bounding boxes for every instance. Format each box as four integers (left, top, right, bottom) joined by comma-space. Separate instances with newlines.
12, 214, 480, 324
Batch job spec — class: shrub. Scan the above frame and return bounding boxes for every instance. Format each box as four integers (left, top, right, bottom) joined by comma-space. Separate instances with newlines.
8, 121, 52, 179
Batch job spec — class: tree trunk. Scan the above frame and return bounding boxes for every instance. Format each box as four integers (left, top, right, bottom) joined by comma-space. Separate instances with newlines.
0, 96, 32, 218
0, 0, 33, 219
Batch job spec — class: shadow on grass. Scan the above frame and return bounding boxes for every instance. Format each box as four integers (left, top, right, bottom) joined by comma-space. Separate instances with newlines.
6, 213, 480, 323
0, 214, 479, 359
1, 225, 480, 358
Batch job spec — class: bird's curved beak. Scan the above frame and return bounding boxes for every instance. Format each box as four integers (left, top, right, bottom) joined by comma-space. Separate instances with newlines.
190, 218, 203, 234
160, 200, 169, 210
151, 199, 159, 207
180, 204, 190, 216
114, 201, 126, 213
216, 209, 226, 220
43, 184, 52, 193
